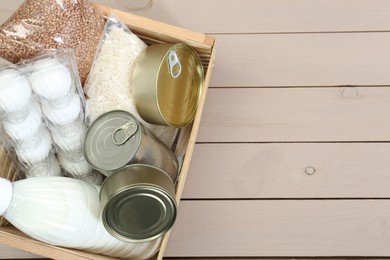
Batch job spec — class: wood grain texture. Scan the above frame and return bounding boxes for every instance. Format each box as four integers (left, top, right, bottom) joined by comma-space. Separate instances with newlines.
210, 33, 390, 87
197, 87, 390, 142
165, 200, 390, 257
3, 3, 390, 87
94, 0, 390, 34
4, 1, 390, 34
183, 143, 390, 199
0, 245, 40, 259
0, 227, 117, 260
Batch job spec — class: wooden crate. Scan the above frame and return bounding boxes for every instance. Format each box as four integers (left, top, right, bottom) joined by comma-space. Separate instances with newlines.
0, 3, 216, 259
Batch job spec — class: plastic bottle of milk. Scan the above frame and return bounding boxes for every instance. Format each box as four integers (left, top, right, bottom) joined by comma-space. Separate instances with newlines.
0, 177, 162, 259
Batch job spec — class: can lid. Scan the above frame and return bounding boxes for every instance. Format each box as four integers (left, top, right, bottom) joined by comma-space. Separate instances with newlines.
83, 111, 141, 173
103, 186, 176, 242
157, 44, 204, 127
100, 164, 177, 242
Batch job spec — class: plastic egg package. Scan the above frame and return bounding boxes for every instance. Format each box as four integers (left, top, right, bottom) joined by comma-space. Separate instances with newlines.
0, 49, 102, 184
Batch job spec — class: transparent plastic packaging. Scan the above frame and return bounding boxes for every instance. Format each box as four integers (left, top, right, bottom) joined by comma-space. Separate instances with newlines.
84, 14, 177, 148
0, 177, 161, 259
57, 151, 103, 185
0, 69, 32, 123
3, 100, 42, 141
22, 50, 103, 183
0, 49, 103, 183
0, 0, 105, 84
0, 64, 61, 178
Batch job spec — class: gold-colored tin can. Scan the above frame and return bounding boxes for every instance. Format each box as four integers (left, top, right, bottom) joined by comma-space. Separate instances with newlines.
132, 43, 204, 127
100, 164, 177, 243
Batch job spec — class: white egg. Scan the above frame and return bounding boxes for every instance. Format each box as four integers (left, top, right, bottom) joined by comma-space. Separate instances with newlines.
16, 128, 52, 164
4, 100, 42, 141
30, 58, 72, 100
28, 153, 62, 177
41, 94, 81, 125
0, 69, 32, 112
51, 123, 86, 153
57, 152, 92, 177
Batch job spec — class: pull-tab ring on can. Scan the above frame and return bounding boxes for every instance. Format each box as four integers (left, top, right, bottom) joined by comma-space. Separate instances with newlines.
168, 50, 182, 79
112, 121, 138, 146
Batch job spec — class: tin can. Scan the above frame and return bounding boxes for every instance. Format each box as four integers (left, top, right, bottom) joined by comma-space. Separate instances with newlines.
132, 43, 204, 127
100, 164, 177, 243
83, 110, 178, 181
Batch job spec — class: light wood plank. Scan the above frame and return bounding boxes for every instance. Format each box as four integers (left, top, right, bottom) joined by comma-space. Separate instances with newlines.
210, 33, 390, 87
197, 87, 390, 142
0, 245, 41, 259
4, 5, 390, 88
0, 1, 23, 24
4, 1, 390, 34
94, 0, 390, 34
166, 200, 390, 257
0, 227, 117, 260
93, 3, 214, 52
183, 143, 390, 199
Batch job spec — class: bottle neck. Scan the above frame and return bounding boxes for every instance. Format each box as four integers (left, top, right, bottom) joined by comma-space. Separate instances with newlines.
0, 178, 13, 216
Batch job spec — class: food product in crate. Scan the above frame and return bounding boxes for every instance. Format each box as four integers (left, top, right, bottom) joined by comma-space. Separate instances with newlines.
14, 128, 61, 177
57, 151, 103, 185
30, 58, 73, 107
0, 50, 102, 182
132, 43, 204, 127
3, 100, 41, 141
0, 67, 61, 178
0, 0, 105, 83
101, 164, 177, 243
84, 15, 146, 123
0, 177, 162, 259
0, 69, 32, 123
83, 15, 177, 147
83, 110, 178, 182
84, 110, 179, 180
24, 50, 102, 183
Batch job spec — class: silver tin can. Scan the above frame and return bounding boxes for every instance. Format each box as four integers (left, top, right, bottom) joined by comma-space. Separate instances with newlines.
83, 110, 178, 181
100, 164, 177, 242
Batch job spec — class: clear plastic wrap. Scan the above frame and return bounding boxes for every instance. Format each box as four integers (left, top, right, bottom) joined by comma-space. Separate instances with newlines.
0, 49, 103, 183
0, 63, 60, 178
0, 0, 105, 84
84, 15, 178, 148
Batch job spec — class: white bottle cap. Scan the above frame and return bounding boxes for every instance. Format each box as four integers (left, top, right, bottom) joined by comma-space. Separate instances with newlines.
0, 69, 32, 113
30, 58, 72, 100
0, 178, 13, 216
41, 94, 81, 125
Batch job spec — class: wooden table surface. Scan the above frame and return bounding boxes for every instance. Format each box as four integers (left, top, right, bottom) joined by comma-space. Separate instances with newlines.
2, 0, 390, 259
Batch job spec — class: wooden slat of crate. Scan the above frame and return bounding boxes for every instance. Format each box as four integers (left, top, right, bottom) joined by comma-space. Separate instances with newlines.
0, 227, 117, 260
165, 200, 390, 257
93, 3, 214, 51
210, 33, 390, 87
182, 143, 390, 199
0, 3, 215, 260
197, 87, 390, 143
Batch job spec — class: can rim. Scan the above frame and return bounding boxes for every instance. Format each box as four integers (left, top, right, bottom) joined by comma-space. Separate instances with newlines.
83, 110, 142, 173
101, 183, 177, 243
